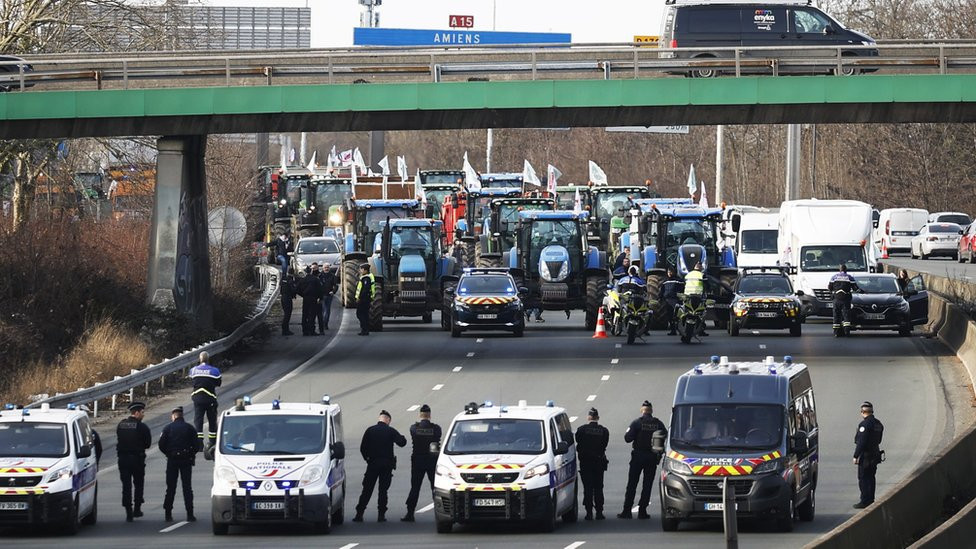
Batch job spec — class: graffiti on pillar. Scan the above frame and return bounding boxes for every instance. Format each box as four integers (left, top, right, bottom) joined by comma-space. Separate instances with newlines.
173, 137, 213, 328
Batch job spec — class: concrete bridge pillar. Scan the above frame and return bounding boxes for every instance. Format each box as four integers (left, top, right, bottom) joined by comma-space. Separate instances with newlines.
147, 136, 213, 329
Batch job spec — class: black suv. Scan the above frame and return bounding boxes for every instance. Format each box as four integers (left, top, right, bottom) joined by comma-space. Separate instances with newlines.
659, 1, 878, 77
443, 268, 525, 337
729, 267, 803, 336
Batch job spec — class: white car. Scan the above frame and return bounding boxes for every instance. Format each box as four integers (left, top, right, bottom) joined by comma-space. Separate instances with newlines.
928, 211, 972, 230
910, 223, 962, 260
291, 237, 341, 274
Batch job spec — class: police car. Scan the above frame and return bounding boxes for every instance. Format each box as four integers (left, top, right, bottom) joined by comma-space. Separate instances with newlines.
210, 396, 346, 535
661, 356, 818, 533
443, 268, 526, 337
433, 400, 577, 533
0, 403, 98, 534
729, 267, 803, 337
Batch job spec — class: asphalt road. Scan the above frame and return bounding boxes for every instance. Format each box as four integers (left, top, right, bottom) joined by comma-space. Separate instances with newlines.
3, 308, 969, 548
884, 256, 976, 282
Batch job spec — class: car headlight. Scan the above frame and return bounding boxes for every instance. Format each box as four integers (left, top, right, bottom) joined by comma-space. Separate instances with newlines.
455, 300, 471, 311
216, 466, 238, 488
898, 301, 910, 312
278, 199, 287, 206
300, 465, 324, 486
557, 261, 569, 281
733, 302, 749, 312
753, 458, 783, 475
329, 212, 343, 225
47, 466, 72, 483
435, 464, 457, 480
523, 463, 550, 480
665, 457, 693, 476
861, 40, 875, 46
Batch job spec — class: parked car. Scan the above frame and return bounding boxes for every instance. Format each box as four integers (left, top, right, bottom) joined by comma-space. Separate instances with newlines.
928, 211, 972, 231
0, 55, 33, 91
910, 223, 962, 260
959, 223, 976, 263
850, 274, 928, 336
291, 236, 341, 274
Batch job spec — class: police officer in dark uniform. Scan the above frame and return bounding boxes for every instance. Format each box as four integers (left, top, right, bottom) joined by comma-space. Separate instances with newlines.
189, 351, 221, 451
159, 406, 200, 522
356, 264, 375, 336
619, 400, 667, 519
853, 401, 884, 509
354, 410, 407, 522
299, 263, 324, 336
658, 268, 684, 336
116, 401, 151, 522
280, 267, 297, 336
575, 407, 609, 520
401, 404, 442, 522
829, 263, 859, 337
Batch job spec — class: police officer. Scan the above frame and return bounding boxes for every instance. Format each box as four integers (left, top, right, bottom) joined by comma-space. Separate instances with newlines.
659, 267, 684, 336
159, 406, 199, 522
117, 401, 151, 522
575, 407, 609, 520
853, 401, 884, 509
319, 262, 338, 332
354, 410, 407, 522
299, 263, 324, 336
829, 263, 859, 337
189, 351, 221, 451
401, 404, 442, 522
619, 400, 667, 520
280, 267, 297, 336
355, 263, 376, 336
616, 265, 646, 289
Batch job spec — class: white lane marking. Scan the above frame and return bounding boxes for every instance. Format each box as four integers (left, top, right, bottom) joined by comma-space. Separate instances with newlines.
407, 404, 420, 412
452, 366, 463, 373
432, 384, 444, 391
476, 338, 484, 343
467, 352, 475, 357
586, 394, 597, 402
256, 311, 351, 400
417, 503, 435, 514
159, 521, 188, 533
339, 544, 360, 549
601, 375, 610, 381
759, 344, 767, 349
611, 358, 619, 364
615, 343, 622, 348
565, 543, 587, 549
752, 330, 760, 335
569, 416, 578, 423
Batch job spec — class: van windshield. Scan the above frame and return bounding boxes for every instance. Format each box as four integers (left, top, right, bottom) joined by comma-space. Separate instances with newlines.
220, 415, 326, 455
0, 422, 69, 458
670, 404, 783, 452
739, 229, 777, 254
799, 245, 866, 272
445, 419, 545, 455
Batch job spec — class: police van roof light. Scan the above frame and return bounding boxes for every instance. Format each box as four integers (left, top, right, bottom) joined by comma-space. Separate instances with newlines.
272, 399, 281, 410
693, 364, 703, 375
484, 401, 493, 408
728, 363, 740, 375
720, 356, 729, 366
322, 395, 331, 405
546, 400, 555, 407
21, 409, 29, 416
3, 403, 14, 410
464, 402, 480, 415
710, 355, 719, 364
66, 403, 77, 410
243, 395, 252, 405
784, 355, 793, 364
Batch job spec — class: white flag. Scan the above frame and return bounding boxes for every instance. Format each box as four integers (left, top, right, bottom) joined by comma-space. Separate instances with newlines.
396, 155, 408, 180
279, 143, 287, 173
415, 170, 427, 209
687, 164, 698, 197
462, 152, 481, 192
377, 155, 390, 176
699, 181, 708, 208
306, 151, 317, 173
546, 164, 562, 195
573, 187, 582, 215
339, 149, 353, 167
588, 160, 608, 186
353, 148, 367, 175
522, 160, 541, 187
328, 145, 338, 168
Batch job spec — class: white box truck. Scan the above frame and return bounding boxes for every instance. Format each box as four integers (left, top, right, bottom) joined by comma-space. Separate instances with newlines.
873, 208, 928, 255
778, 199, 877, 317
735, 211, 780, 268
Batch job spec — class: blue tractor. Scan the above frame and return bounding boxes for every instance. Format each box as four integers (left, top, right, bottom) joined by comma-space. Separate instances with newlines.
505, 210, 608, 330
367, 219, 460, 331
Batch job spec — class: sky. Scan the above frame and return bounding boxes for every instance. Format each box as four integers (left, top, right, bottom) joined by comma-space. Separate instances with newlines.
202, 0, 668, 48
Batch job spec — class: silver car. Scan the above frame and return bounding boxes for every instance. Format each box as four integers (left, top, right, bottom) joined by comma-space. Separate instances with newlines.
291, 236, 341, 274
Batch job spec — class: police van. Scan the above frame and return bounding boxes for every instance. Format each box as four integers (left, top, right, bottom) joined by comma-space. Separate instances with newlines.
210, 396, 346, 535
0, 403, 98, 534
660, 356, 818, 532
433, 400, 577, 533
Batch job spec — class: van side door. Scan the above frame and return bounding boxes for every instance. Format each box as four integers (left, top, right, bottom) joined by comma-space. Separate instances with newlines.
73, 419, 97, 513
550, 415, 576, 513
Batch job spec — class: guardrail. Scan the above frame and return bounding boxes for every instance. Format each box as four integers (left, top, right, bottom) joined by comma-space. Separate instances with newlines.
5, 42, 976, 92
26, 265, 281, 414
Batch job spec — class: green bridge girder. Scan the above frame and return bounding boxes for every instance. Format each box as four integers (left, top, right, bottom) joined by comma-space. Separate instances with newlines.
4, 74, 976, 138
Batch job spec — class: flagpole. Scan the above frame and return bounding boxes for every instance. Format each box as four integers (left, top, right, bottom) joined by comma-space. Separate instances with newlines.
486, 129, 493, 173
715, 125, 725, 204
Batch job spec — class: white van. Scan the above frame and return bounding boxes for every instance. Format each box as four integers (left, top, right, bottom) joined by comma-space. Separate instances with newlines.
874, 208, 928, 255
735, 212, 780, 268
0, 404, 98, 534
210, 396, 345, 535
433, 400, 577, 533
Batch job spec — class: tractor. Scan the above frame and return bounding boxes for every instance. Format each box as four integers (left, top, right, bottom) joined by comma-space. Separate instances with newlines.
479, 173, 524, 189
366, 218, 460, 331
338, 198, 422, 308
445, 187, 523, 268
420, 182, 462, 223
588, 185, 651, 249
504, 210, 608, 330
476, 197, 554, 268
298, 176, 354, 237
629, 200, 738, 327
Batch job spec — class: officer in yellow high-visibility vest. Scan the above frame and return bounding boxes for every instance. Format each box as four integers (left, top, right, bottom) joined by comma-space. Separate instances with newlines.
684, 263, 705, 296
355, 263, 376, 336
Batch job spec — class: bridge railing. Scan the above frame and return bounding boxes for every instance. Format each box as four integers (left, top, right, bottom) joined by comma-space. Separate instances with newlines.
4, 42, 976, 92
24, 265, 281, 413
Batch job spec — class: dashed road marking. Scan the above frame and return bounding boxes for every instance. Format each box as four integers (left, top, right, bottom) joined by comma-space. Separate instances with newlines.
569, 416, 578, 423
752, 330, 760, 335
467, 352, 475, 357
601, 375, 610, 381
476, 338, 484, 343
159, 521, 188, 533
615, 343, 622, 348
407, 404, 420, 412
417, 503, 435, 514
452, 366, 463, 373
432, 384, 444, 391
611, 358, 619, 364
339, 544, 360, 549
586, 394, 597, 402
565, 542, 587, 549
759, 344, 767, 349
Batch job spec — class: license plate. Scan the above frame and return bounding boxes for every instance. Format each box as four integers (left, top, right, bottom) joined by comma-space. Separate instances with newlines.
0, 502, 28, 511
252, 501, 285, 511
863, 312, 885, 320
755, 312, 777, 318
477, 314, 497, 319
825, 303, 834, 308
473, 498, 505, 507
704, 502, 737, 511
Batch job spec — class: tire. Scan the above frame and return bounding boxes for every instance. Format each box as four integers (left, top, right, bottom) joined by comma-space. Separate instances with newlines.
422, 312, 433, 324
690, 55, 718, 78
313, 504, 333, 534
585, 277, 608, 331
341, 259, 359, 309
332, 493, 345, 525
834, 53, 860, 76
212, 520, 229, 535
562, 484, 579, 523
61, 497, 80, 535
80, 484, 97, 526
790, 323, 802, 337
627, 322, 638, 345
777, 493, 795, 532
899, 324, 912, 337
458, 240, 475, 268
436, 518, 453, 533
645, 273, 667, 328
539, 498, 557, 533
369, 285, 384, 332
797, 487, 816, 522
662, 516, 680, 532
729, 319, 740, 337
513, 324, 524, 337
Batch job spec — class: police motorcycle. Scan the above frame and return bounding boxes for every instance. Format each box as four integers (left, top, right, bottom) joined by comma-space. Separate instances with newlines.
605, 282, 657, 344
675, 292, 713, 344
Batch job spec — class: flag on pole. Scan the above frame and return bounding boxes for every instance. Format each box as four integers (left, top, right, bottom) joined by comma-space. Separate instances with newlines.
573, 187, 582, 215
353, 148, 367, 175
339, 149, 353, 167
546, 164, 562, 195
588, 160, 608, 186
306, 151, 317, 173
396, 155, 408, 180
377, 156, 390, 176
415, 169, 427, 209
687, 164, 698, 198
328, 145, 338, 168
522, 160, 541, 187
699, 180, 709, 208
463, 152, 481, 192
279, 143, 287, 173
351, 161, 358, 197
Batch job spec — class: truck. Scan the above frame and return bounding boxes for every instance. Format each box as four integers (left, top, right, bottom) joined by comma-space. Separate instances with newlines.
476, 196, 554, 268
778, 199, 878, 317
506, 210, 608, 330
367, 218, 460, 330
734, 211, 780, 268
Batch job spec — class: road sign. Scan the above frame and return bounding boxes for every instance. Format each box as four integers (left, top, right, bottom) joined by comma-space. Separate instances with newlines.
450, 15, 474, 28
605, 126, 690, 134
634, 35, 660, 46
353, 27, 571, 46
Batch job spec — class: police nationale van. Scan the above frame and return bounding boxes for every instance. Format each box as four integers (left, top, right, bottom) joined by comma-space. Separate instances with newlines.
433, 400, 578, 533
660, 356, 817, 532
210, 396, 346, 535
0, 403, 98, 534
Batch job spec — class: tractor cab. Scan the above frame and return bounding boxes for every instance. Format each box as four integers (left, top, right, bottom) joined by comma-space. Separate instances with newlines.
553, 185, 593, 212
589, 186, 651, 249
479, 172, 524, 190
309, 176, 354, 230
420, 183, 461, 221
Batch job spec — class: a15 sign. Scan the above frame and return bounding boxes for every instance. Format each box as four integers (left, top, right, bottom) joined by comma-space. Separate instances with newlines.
449, 15, 474, 28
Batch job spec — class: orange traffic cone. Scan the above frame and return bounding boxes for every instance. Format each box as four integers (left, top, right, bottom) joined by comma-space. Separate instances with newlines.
881, 241, 889, 259
592, 306, 608, 339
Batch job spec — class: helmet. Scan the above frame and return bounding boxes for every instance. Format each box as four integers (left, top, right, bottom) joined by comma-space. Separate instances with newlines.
628, 265, 640, 277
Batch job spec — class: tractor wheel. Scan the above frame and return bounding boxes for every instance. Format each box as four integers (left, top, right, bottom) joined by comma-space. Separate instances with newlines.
341, 260, 359, 309
645, 273, 667, 328
585, 276, 608, 331
369, 284, 384, 332
458, 240, 476, 268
